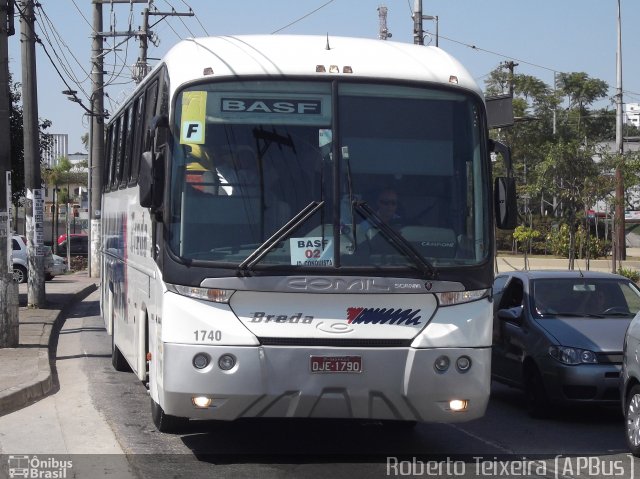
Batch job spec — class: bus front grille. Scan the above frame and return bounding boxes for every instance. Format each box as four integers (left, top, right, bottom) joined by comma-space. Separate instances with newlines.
257, 337, 412, 347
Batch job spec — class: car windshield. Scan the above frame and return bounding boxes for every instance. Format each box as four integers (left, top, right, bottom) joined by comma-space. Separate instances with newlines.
531, 278, 640, 318
168, 80, 488, 271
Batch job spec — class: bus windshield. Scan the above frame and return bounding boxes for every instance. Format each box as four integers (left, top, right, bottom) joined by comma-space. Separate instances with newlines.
169, 80, 488, 271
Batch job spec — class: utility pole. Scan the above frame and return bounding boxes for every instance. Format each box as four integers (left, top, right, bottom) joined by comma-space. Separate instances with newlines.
0, 0, 18, 347
377, 5, 391, 41
133, 6, 150, 83
90, 0, 105, 279
89, 1, 193, 277
413, 0, 423, 45
614, 0, 625, 269
20, 0, 45, 308
503, 60, 518, 96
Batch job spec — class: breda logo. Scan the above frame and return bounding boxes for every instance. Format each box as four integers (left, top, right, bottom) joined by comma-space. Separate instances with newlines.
250, 312, 314, 324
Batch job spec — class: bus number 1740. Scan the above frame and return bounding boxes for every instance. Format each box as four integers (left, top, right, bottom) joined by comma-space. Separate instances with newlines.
193, 330, 222, 342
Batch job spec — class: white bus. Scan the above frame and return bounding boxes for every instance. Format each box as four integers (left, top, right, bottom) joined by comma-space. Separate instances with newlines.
101, 34, 516, 433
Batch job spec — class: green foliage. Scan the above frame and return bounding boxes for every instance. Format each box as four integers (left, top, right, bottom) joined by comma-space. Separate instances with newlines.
9, 73, 53, 205
545, 223, 609, 259
484, 65, 630, 263
512, 225, 540, 253
618, 267, 640, 283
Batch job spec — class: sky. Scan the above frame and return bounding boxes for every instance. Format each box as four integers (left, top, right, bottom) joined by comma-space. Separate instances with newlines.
6, 0, 640, 154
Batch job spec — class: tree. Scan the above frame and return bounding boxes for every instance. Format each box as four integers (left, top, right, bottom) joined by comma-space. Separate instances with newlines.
486, 67, 614, 265
9, 74, 52, 206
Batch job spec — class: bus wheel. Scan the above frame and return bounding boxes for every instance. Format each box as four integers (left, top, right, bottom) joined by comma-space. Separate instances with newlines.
150, 397, 189, 433
111, 329, 131, 372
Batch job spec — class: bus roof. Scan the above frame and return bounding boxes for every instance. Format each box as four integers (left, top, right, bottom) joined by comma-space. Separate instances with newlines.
160, 34, 483, 99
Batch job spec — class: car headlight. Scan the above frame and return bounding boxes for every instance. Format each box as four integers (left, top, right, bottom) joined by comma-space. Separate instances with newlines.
548, 346, 598, 365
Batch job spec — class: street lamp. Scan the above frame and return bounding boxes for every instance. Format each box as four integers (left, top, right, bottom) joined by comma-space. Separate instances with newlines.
422, 15, 439, 47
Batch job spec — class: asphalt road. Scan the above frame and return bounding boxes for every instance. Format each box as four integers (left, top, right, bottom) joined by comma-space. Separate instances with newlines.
2, 290, 638, 479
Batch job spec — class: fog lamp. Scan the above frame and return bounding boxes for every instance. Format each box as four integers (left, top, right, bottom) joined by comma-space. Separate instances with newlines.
192, 396, 212, 408
449, 399, 468, 411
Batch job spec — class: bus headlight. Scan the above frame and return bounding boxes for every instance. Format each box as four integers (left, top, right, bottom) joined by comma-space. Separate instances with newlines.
167, 283, 234, 303
193, 353, 210, 370
456, 355, 472, 373
435, 289, 489, 307
218, 354, 236, 371
434, 355, 450, 373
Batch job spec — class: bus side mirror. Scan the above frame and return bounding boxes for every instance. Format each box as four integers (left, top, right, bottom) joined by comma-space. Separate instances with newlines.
139, 150, 165, 211
139, 115, 168, 210
495, 176, 517, 230
139, 151, 154, 208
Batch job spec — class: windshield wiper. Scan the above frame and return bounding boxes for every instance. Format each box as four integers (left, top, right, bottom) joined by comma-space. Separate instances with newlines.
353, 201, 437, 278
238, 201, 324, 273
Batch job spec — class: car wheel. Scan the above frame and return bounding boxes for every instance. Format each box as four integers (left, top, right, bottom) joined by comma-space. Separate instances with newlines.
13, 265, 27, 284
150, 397, 189, 433
524, 367, 550, 419
45, 273, 54, 281
626, 385, 640, 457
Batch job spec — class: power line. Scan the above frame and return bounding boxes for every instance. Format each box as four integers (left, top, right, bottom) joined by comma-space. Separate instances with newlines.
271, 0, 336, 34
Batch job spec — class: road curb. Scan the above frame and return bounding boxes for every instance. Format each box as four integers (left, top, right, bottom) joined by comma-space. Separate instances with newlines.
0, 281, 99, 417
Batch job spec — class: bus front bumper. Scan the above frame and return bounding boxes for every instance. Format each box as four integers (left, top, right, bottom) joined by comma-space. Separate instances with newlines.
158, 343, 490, 423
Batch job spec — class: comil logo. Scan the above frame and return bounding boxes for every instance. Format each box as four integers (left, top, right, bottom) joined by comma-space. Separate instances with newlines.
7, 455, 73, 478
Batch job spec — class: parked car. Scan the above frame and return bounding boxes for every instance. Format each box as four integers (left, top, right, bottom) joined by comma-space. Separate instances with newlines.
492, 270, 640, 418
57, 233, 87, 246
49, 254, 68, 277
12, 234, 61, 283
58, 234, 89, 256
621, 290, 640, 456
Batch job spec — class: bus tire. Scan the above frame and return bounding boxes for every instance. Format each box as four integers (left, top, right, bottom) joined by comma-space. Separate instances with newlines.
111, 330, 131, 372
150, 397, 189, 433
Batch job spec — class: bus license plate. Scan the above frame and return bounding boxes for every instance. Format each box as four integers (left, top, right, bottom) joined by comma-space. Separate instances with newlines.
310, 356, 362, 373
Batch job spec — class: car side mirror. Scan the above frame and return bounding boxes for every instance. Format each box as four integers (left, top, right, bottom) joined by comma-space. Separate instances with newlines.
497, 307, 522, 322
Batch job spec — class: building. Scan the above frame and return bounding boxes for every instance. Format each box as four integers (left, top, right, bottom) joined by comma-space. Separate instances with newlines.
625, 103, 640, 129
42, 133, 69, 167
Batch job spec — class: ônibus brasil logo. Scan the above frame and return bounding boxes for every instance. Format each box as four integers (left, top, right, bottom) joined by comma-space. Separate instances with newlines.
346, 307, 422, 326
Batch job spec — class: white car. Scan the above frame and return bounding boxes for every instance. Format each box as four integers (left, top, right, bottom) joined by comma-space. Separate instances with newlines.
11, 234, 62, 283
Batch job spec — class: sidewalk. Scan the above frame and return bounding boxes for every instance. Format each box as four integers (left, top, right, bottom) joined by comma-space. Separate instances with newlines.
497, 248, 640, 273
0, 272, 98, 416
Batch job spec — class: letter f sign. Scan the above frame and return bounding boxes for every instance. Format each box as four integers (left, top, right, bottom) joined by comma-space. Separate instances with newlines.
181, 120, 204, 144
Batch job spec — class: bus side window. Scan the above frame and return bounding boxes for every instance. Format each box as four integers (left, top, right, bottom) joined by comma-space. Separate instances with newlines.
120, 102, 135, 188
143, 79, 159, 153
114, 109, 127, 189
129, 92, 146, 185
104, 126, 113, 190
108, 117, 121, 190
